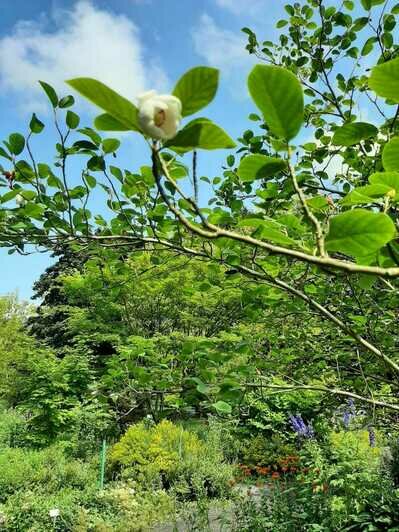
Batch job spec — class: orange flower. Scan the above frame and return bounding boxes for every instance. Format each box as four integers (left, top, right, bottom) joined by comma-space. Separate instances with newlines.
271, 472, 280, 480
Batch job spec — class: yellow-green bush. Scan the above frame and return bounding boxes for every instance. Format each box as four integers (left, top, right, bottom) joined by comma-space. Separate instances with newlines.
330, 429, 382, 468
110, 420, 204, 478
109, 420, 233, 498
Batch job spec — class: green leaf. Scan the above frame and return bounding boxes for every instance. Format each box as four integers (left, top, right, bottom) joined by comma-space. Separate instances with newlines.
58, 95, 75, 108
382, 137, 399, 171
213, 401, 232, 415
325, 209, 396, 256
196, 382, 210, 395
173, 66, 219, 117
237, 154, 286, 182
20, 190, 36, 201
102, 138, 121, 154
85, 174, 97, 188
94, 113, 130, 131
166, 118, 235, 152
369, 56, 399, 102
66, 110, 80, 129
361, 37, 377, 56
0, 147, 12, 161
340, 184, 392, 205
247, 64, 304, 141
238, 218, 298, 246
24, 203, 45, 219
332, 122, 378, 146
29, 113, 45, 134
8, 133, 25, 156
306, 196, 329, 211
39, 81, 58, 107
1, 189, 19, 203
361, 0, 385, 8
369, 171, 399, 194
276, 19, 288, 28
67, 78, 140, 131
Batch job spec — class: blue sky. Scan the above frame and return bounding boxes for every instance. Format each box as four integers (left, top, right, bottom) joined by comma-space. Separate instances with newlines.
0, 0, 287, 300
0, 0, 385, 300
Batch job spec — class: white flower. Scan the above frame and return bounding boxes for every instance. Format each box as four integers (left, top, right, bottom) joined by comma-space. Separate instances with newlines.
15, 194, 26, 207
137, 90, 182, 140
49, 508, 60, 519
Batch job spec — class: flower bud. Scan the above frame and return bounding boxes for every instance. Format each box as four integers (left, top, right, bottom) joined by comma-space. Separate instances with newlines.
15, 194, 26, 207
137, 90, 182, 140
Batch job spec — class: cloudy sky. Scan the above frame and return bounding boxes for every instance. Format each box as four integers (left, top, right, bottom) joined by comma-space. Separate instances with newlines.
0, 0, 288, 300
0, 0, 381, 299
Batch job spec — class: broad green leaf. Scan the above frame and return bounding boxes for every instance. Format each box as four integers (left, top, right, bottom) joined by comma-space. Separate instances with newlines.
361, 37, 377, 56
332, 122, 378, 146
20, 190, 36, 200
77, 128, 102, 145
213, 401, 232, 415
102, 138, 121, 154
66, 110, 80, 129
340, 184, 392, 205
325, 209, 396, 257
58, 95, 75, 108
29, 113, 45, 134
237, 154, 286, 182
8, 133, 25, 156
39, 81, 58, 107
1, 189, 20, 203
0, 147, 12, 161
247, 64, 304, 140
196, 382, 210, 395
369, 56, 399, 102
306, 196, 329, 211
24, 203, 45, 219
361, 0, 385, 8
94, 113, 130, 131
238, 218, 298, 246
173, 66, 219, 117
369, 171, 399, 194
166, 118, 235, 152
67, 78, 140, 131
382, 137, 399, 171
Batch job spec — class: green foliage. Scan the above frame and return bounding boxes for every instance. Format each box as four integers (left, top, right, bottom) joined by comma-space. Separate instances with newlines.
382, 137, 399, 171
237, 154, 287, 182
332, 122, 378, 147
369, 55, 399, 102
241, 434, 297, 468
110, 420, 233, 498
173, 66, 219, 117
247, 64, 304, 140
0, 444, 96, 503
233, 430, 398, 531
325, 209, 396, 257
166, 118, 235, 151
67, 78, 140, 131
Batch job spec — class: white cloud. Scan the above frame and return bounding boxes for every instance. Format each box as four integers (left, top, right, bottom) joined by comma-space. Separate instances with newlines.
0, 1, 168, 114
215, 0, 268, 16
192, 14, 255, 98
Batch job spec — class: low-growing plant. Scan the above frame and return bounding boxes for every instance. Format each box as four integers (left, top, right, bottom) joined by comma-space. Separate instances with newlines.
110, 419, 234, 499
